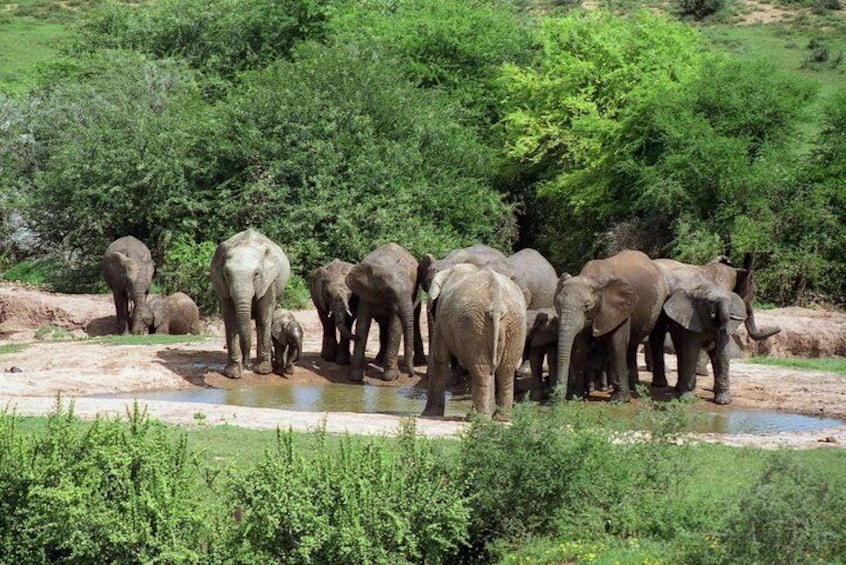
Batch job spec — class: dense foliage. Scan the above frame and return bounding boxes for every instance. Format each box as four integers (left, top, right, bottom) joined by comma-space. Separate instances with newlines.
1, 1, 844, 306
2, 404, 845, 563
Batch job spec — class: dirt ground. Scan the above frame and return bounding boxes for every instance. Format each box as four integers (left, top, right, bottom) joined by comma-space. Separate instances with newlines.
1, 282, 846, 449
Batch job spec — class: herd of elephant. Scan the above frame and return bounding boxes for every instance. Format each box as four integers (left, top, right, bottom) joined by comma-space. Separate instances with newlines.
102, 229, 781, 422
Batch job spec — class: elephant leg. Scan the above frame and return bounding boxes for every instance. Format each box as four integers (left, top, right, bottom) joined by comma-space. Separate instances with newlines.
374, 318, 388, 364
529, 346, 546, 402
607, 322, 632, 403
381, 313, 403, 381
696, 351, 710, 376
412, 302, 427, 366
349, 302, 372, 382
336, 312, 353, 365
493, 362, 516, 422
673, 325, 701, 401
221, 301, 243, 379
469, 364, 495, 420
113, 290, 129, 335
317, 307, 337, 362
626, 341, 640, 393
422, 330, 450, 417
710, 331, 731, 405
546, 347, 558, 397
648, 318, 669, 387
271, 337, 283, 375
253, 293, 274, 375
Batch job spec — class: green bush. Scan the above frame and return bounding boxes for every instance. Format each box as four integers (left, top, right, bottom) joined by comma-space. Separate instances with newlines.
0, 401, 214, 564
225, 422, 469, 564
676, 0, 725, 19
720, 454, 846, 564
157, 234, 218, 314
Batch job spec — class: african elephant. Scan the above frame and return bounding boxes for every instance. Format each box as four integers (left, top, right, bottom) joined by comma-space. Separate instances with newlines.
346, 243, 426, 382
507, 248, 558, 309
102, 235, 155, 335
141, 292, 201, 335
556, 250, 669, 403
210, 229, 291, 379
271, 309, 303, 375
650, 253, 781, 387
661, 278, 747, 404
417, 244, 509, 294
309, 259, 359, 365
422, 264, 527, 421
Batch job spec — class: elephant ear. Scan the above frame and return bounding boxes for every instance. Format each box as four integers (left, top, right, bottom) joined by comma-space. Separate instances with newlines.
428, 268, 452, 302
255, 245, 280, 297
593, 279, 638, 336
418, 253, 435, 292
555, 273, 572, 296
663, 292, 702, 333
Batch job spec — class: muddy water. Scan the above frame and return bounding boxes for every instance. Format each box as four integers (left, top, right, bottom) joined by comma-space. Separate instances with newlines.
102, 381, 843, 434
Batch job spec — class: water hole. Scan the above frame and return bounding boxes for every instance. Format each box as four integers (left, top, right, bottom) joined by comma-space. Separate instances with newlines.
100, 380, 843, 435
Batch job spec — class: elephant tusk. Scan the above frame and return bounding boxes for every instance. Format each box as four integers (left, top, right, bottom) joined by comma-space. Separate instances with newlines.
729, 314, 745, 321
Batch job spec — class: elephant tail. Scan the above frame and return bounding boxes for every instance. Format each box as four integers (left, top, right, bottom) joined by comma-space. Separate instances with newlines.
486, 278, 508, 375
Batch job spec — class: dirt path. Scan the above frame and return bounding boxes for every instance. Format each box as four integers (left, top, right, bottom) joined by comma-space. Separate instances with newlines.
1, 282, 846, 448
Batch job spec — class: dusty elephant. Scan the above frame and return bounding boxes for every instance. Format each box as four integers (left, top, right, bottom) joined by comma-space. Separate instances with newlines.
346, 243, 426, 382
102, 235, 155, 335
422, 264, 527, 421
210, 229, 291, 379
309, 259, 367, 365
271, 308, 303, 375
660, 277, 747, 405
141, 292, 201, 334
650, 253, 781, 387
555, 250, 669, 403
508, 248, 558, 374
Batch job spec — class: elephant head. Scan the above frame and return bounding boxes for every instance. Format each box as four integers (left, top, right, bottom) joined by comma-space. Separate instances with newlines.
663, 284, 747, 339
555, 273, 639, 399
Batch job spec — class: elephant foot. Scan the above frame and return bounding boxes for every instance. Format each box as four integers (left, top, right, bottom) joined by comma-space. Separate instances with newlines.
381, 367, 400, 382
253, 360, 272, 375
284, 364, 294, 375
421, 402, 445, 418
223, 363, 242, 380
714, 390, 731, 405
609, 390, 631, 404
492, 409, 511, 423
348, 368, 365, 382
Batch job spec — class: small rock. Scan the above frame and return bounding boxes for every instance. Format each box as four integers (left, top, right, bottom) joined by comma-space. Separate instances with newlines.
818, 436, 838, 444
7, 366, 23, 373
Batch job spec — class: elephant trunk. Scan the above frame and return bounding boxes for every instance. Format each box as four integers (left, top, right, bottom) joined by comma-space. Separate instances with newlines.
556, 308, 582, 399
744, 307, 781, 340
398, 296, 415, 375
718, 299, 732, 330
334, 295, 355, 341
129, 291, 148, 335
235, 298, 253, 365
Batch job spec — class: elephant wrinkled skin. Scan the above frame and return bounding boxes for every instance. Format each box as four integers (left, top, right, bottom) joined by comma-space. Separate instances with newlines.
309, 259, 359, 365
102, 235, 155, 335
555, 250, 668, 403
422, 264, 527, 421
211, 229, 291, 379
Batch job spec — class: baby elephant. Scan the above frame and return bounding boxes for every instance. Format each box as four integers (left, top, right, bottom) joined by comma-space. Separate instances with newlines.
143, 292, 201, 335
271, 309, 303, 375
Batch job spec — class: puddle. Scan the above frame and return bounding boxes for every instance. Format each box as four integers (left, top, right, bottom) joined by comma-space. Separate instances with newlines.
99, 381, 843, 434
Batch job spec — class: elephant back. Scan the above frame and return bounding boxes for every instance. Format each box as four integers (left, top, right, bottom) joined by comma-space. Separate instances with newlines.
102, 235, 155, 291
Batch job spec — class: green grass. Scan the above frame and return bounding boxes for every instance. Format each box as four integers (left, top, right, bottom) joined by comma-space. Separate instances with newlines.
0, 343, 28, 355
89, 333, 212, 346
744, 355, 846, 374
0, 18, 67, 95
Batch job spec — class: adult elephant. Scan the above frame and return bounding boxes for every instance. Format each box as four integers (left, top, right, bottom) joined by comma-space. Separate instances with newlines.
102, 235, 155, 335
210, 229, 290, 379
650, 253, 781, 387
506, 248, 558, 309
417, 244, 509, 294
660, 276, 747, 404
141, 292, 201, 335
422, 264, 527, 421
556, 250, 668, 402
346, 243, 426, 382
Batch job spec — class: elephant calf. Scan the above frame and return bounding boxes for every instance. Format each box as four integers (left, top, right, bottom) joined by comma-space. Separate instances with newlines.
142, 292, 201, 335
422, 264, 527, 422
102, 235, 155, 335
271, 309, 303, 376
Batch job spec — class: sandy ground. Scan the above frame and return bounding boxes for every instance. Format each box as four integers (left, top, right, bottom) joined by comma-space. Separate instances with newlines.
1, 282, 846, 449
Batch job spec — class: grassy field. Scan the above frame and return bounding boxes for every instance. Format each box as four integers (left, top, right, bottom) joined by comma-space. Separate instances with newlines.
745, 355, 846, 374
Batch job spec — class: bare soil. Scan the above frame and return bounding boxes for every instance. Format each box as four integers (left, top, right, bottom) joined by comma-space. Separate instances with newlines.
1, 282, 846, 449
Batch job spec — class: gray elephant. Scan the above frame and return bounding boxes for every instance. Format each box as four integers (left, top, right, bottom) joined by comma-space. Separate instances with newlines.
346, 243, 426, 382
309, 259, 358, 365
210, 229, 291, 379
556, 250, 669, 403
650, 253, 781, 387
417, 244, 509, 294
422, 264, 527, 421
141, 292, 201, 334
271, 309, 303, 375
507, 248, 558, 309
661, 277, 747, 405
102, 235, 155, 335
